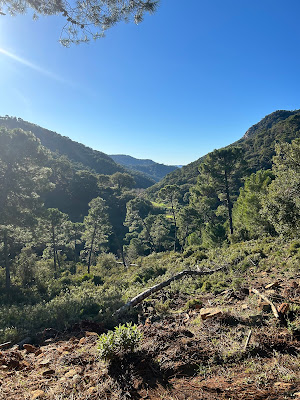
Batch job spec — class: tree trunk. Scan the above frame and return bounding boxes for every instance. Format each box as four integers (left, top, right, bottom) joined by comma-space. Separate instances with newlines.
87, 224, 97, 274
141, 219, 156, 253
4, 229, 10, 295
224, 169, 233, 235
170, 199, 179, 251
51, 224, 57, 272
114, 264, 226, 316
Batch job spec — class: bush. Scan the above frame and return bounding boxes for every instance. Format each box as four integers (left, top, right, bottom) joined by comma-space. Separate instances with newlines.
98, 323, 143, 361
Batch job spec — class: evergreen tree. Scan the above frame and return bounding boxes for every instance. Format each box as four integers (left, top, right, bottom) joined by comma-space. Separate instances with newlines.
0, 0, 159, 45
158, 185, 181, 251
42, 208, 72, 272
233, 170, 275, 239
195, 147, 247, 236
0, 127, 51, 293
262, 139, 300, 236
82, 197, 111, 273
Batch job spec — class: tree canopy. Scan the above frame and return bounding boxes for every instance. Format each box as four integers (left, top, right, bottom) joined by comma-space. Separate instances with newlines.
0, 0, 159, 45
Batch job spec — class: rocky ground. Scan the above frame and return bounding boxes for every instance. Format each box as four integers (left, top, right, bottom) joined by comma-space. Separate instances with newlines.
0, 269, 299, 400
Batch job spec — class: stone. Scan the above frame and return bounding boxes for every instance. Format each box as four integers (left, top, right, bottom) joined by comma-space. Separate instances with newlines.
79, 337, 86, 345
258, 301, 271, 312
85, 331, 98, 337
278, 303, 289, 315
87, 386, 97, 395
23, 344, 37, 353
35, 349, 43, 357
64, 369, 78, 378
42, 369, 55, 376
200, 307, 223, 320
31, 389, 45, 399
294, 392, 300, 398
39, 358, 51, 367
265, 281, 280, 289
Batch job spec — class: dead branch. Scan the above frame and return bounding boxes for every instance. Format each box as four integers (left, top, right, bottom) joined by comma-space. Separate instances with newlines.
113, 265, 226, 316
0, 341, 11, 349
244, 329, 252, 351
251, 288, 279, 319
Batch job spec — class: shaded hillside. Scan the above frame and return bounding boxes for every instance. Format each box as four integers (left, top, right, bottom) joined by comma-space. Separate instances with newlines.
0, 116, 154, 189
147, 109, 300, 198
110, 154, 178, 182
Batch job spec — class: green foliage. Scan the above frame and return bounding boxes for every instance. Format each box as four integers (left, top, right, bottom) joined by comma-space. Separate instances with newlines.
233, 169, 275, 239
82, 197, 112, 272
98, 323, 143, 361
132, 265, 167, 284
262, 139, 300, 236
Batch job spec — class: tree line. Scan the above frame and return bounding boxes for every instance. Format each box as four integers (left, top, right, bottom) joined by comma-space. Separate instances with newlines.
1, 126, 299, 299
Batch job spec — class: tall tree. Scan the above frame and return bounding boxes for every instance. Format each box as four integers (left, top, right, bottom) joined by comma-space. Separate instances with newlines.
196, 147, 247, 235
158, 185, 181, 251
125, 197, 156, 253
82, 197, 111, 273
262, 139, 300, 236
233, 169, 275, 239
0, 127, 51, 293
0, 0, 159, 45
42, 208, 71, 272
111, 172, 135, 191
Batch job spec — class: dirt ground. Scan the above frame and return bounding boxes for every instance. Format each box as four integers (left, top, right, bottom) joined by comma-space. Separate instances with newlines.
0, 273, 299, 400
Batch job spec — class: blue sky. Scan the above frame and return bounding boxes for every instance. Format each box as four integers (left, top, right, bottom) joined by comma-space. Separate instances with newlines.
1, 0, 300, 165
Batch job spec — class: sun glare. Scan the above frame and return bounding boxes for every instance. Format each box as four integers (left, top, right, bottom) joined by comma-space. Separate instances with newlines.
0, 47, 68, 84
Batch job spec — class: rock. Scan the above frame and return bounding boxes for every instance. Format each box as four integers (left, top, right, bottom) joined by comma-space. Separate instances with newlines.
278, 303, 289, 315
200, 308, 223, 320
79, 337, 86, 345
35, 349, 43, 357
273, 382, 293, 391
64, 369, 78, 378
23, 344, 37, 353
31, 389, 45, 399
85, 331, 98, 337
294, 392, 300, 398
42, 369, 55, 376
241, 304, 248, 310
258, 301, 271, 312
39, 358, 51, 367
265, 281, 280, 289
87, 386, 97, 395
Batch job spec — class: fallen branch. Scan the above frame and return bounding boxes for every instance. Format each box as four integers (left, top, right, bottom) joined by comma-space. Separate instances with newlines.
244, 329, 252, 351
114, 265, 227, 316
251, 288, 279, 319
0, 341, 11, 349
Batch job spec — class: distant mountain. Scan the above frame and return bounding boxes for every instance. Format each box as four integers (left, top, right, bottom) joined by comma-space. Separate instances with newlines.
147, 109, 300, 198
109, 154, 178, 182
0, 116, 155, 189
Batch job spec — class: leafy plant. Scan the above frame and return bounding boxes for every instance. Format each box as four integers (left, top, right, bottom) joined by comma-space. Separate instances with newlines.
98, 323, 143, 361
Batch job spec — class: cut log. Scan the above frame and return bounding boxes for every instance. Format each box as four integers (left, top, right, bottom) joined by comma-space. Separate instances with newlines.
251, 288, 279, 319
114, 265, 226, 316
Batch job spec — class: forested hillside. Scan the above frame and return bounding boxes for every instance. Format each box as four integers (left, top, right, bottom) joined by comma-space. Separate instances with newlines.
0, 116, 155, 189
147, 109, 300, 198
109, 154, 178, 182
0, 111, 299, 400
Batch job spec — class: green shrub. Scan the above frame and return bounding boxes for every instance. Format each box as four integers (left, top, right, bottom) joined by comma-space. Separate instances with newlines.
289, 241, 300, 255
98, 323, 143, 361
185, 298, 203, 310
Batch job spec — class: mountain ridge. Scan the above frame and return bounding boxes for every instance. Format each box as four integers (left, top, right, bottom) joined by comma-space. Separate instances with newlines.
109, 154, 178, 182
0, 116, 155, 189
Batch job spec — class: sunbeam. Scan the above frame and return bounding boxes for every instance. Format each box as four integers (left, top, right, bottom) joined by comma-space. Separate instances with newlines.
0, 47, 68, 84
